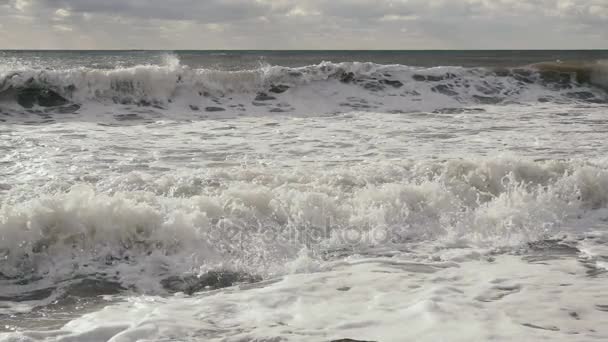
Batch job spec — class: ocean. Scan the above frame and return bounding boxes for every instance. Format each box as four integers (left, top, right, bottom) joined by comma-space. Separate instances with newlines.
1, 50, 608, 341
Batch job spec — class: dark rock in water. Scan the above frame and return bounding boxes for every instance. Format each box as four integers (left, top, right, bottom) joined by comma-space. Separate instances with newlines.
255, 92, 277, 101
161, 271, 261, 295
269, 84, 290, 94
340, 72, 356, 83
380, 79, 403, 88
270, 108, 286, 112
205, 106, 226, 112
330, 339, 376, 342
17, 88, 69, 108
189, 105, 200, 111
431, 84, 458, 96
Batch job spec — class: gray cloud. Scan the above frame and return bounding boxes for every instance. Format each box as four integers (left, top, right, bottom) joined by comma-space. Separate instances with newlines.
44, 0, 271, 21
0, 0, 606, 49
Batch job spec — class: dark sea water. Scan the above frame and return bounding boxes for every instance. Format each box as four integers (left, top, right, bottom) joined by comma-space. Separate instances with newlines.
2, 49, 608, 69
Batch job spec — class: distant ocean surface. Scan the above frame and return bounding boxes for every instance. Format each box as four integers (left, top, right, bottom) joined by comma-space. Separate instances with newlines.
1, 50, 608, 342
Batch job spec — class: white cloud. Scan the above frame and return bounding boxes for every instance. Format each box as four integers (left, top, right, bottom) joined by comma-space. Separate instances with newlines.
13, 0, 31, 11
55, 8, 70, 17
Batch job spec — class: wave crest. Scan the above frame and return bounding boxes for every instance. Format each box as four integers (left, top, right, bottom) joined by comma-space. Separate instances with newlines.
0, 59, 607, 116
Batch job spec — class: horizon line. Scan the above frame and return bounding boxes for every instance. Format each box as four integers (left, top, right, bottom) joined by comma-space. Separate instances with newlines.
1, 48, 608, 52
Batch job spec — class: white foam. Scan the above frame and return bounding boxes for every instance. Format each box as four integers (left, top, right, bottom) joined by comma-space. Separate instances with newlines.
4, 251, 607, 341
1, 156, 608, 298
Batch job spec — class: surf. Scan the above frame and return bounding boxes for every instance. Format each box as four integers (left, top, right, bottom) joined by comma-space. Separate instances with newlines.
0, 58, 607, 120
1, 157, 608, 309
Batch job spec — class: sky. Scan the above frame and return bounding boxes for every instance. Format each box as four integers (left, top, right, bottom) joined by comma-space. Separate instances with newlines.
0, 0, 607, 49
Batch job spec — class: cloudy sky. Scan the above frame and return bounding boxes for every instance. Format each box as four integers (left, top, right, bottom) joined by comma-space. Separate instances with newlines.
0, 0, 606, 49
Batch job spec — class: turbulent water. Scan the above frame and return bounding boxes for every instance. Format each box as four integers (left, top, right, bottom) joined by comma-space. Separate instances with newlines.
1, 50, 608, 341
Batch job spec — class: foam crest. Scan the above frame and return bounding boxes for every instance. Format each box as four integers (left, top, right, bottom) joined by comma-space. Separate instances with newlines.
2, 158, 608, 295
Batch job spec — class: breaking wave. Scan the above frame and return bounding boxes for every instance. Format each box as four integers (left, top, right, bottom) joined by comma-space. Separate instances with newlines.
0, 57, 607, 116
2, 157, 608, 301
